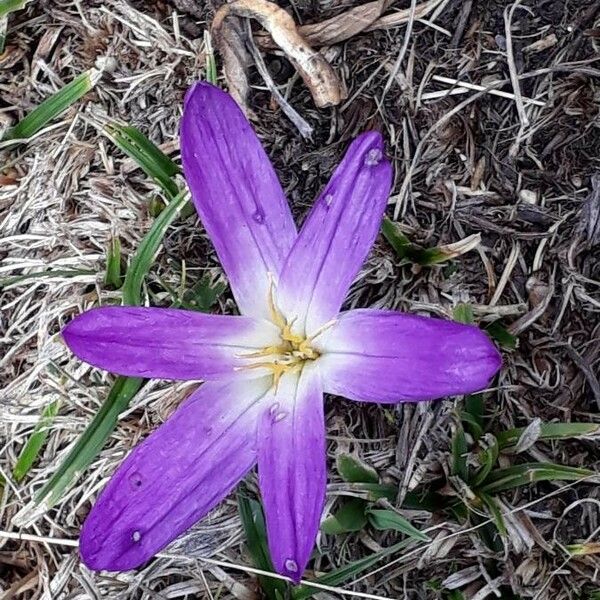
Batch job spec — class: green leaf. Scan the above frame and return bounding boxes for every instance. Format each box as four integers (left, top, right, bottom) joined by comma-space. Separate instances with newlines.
182, 275, 226, 312
382, 217, 480, 266
453, 303, 474, 324
451, 426, 468, 481
477, 491, 507, 537
0, 16, 7, 54
480, 463, 596, 494
366, 508, 430, 541
460, 411, 483, 441
445, 591, 466, 600
3, 68, 101, 141
381, 217, 414, 260
471, 434, 499, 488
485, 320, 517, 350
30, 377, 143, 511
13, 400, 60, 482
292, 539, 412, 600
104, 236, 122, 289
402, 489, 443, 512
105, 123, 180, 199
0, 0, 31, 19
238, 494, 288, 600
462, 393, 484, 438
122, 190, 188, 305
336, 453, 379, 484
321, 498, 368, 534
497, 422, 600, 451
565, 542, 600, 556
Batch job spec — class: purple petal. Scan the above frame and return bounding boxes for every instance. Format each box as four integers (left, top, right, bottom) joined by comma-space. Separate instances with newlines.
80, 377, 272, 571
276, 132, 393, 335
63, 306, 280, 381
257, 365, 326, 583
318, 309, 502, 403
181, 83, 297, 319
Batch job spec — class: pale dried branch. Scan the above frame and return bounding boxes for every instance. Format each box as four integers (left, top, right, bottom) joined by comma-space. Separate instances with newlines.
256, 0, 443, 48
213, 0, 344, 109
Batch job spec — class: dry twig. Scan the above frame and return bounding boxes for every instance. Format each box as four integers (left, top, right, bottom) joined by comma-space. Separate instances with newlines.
213, 0, 344, 110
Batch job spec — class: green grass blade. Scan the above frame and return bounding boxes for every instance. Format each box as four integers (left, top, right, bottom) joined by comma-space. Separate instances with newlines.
13, 400, 60, 483
464, 394, 484, 431
26, 377, 143, 513
122, 190, 188, 305
104, 236, 122, 289
14, 109, 189, 519
238, 494, 288, 600
497, 422, 600, 451
204, 31, 218, 85
471, 434, 499, 488
3, 68, 100, 141
477, 491, 507, 537
451, 425, 469, 481
105, 123, 180, 199
292, 539, 412, 600
321, 498, 368, 535
18, 193, 187, 519
480, 463, 596, 494
366, 508, 430, 541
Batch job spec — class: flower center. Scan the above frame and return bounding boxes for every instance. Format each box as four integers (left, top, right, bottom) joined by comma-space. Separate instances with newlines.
237, 282, 324, 388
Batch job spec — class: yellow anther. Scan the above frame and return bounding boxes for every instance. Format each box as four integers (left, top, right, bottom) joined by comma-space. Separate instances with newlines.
281, 323, 304, 346
297, 339, 319, 359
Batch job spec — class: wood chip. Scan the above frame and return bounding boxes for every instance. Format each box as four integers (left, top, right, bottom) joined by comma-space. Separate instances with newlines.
523, 33, 558, 54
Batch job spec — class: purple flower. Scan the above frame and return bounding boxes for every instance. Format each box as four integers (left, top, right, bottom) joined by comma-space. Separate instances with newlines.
63, 82, 501, 583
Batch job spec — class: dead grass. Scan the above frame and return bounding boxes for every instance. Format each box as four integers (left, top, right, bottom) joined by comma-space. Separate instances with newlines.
1, 0, 600, 598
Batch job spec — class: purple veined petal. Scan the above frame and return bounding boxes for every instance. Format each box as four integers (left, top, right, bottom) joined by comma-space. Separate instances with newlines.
181, 83, 297, 320
318, 309, 502, 403
276, 132, 393, 336
257, 364, 326, 583
62, 306, 280, 381
80, 376, 272, 571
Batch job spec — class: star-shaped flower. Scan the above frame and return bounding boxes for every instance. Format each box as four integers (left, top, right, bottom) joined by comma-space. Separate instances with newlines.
63, 82, 501, 582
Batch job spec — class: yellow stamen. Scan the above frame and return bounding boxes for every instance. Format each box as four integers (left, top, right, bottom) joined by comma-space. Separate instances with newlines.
267, 274, 287, 331
238, 278, 325, 391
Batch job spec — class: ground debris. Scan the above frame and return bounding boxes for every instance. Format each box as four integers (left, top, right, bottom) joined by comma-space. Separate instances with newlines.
580, 173, 600, 246
1, 0, 599, 597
